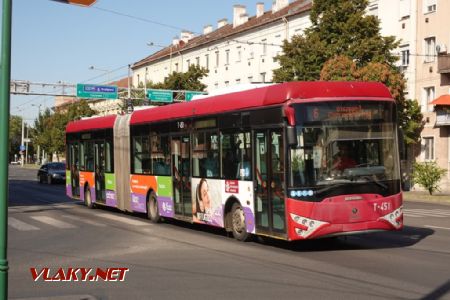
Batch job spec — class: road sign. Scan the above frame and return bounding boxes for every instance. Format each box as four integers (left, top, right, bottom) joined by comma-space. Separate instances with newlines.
19, 145, 25, 151
185, 91, 205, 101
23, 138, 31, 143
77, 84, 118, 99
147, 89, 173, 103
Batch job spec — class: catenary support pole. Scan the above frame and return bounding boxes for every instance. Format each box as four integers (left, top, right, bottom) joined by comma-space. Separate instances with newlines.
0, 0, 12, 297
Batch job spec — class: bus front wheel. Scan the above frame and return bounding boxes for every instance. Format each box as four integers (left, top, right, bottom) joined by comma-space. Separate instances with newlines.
147, 193, 160, 223
231, 202, 250, 241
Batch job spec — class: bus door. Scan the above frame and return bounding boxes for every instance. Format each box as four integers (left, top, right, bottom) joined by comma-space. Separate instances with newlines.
254, 129, 286, 234
172, 136, 191, 216
69, 143, 80, 197
94, 141, 106, 203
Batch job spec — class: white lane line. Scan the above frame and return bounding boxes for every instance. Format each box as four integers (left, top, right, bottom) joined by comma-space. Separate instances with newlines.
30, 216, 77, 229
8, 217, 39, 231
404, 214, 424, 218
424, 225, 450, 230
61, 214, 106, 227
404, 209, 450, 214
96, 213, 149, 226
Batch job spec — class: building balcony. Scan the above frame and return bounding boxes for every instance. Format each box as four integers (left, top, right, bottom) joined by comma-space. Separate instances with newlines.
435, 109, 450, 126
437, 55, 450, 73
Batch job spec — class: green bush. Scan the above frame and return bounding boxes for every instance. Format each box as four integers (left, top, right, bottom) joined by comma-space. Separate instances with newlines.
412, 161, 446, 195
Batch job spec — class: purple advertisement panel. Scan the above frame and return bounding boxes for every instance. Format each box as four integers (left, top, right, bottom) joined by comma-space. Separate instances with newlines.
243, 207, 255, 233
158, 196, 174, 218
66, 184, 72, 198
105, 190, 117, 207
131, 193, 146, 213
80, 186, 84, 201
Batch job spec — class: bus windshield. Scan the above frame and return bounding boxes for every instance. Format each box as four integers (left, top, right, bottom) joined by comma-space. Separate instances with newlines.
289, 101, 400, 198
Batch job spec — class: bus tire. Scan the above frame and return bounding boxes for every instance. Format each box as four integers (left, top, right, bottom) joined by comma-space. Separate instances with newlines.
231, 202, 250, 241
147, 192, 160, 223
84, 186, 94, 209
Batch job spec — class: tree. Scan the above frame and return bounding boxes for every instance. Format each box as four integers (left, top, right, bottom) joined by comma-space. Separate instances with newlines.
412, 161, 446, 195
33, 101, 96, 161
320, 55, 424, 144
9, 115, 23, 161
158, 64, 208, 91
273, 0, 398, 82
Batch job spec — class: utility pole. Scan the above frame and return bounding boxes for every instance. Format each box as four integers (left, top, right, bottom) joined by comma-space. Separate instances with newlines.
0, 0, 12, 297
20, 119, 24, 166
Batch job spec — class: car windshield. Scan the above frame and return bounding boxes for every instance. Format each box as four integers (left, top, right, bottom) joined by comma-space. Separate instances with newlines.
48, 163, 65, 170
289, 101, 400, 189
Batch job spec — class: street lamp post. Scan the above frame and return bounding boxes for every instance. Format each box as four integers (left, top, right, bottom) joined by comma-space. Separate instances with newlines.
89, 65, 112, 84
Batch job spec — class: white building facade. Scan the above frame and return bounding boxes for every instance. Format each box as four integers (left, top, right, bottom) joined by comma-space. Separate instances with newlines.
132, 0, 312, 92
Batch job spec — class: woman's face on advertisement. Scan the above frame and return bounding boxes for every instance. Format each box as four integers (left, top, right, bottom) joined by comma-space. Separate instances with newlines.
200, 181, 210, 209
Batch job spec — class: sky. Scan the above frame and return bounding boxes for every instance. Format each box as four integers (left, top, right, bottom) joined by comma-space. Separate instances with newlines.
11, 0, 274, 120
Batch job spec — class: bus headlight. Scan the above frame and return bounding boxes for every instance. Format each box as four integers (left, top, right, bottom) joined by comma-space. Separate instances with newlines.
290, 213, 329, 239
378, 206, 403, 229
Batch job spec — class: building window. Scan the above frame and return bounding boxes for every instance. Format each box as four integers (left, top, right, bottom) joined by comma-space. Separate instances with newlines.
260, 72, 266, 83
175, 63, 179, 72
424, 0, 436, 13
225, 50, 230, 65
225, 81, 229, 87
205, 54, 209, 70
261, 39, 267, 56
196, 57, 200, 66
423, 137, 434, 160
186, 59, 191, 68
236, 79, 241, 85
399, 0, 411, 18
248, 76, 253, 83
236, 46, 242, 62
401, 48, 410, 66
215, 51, 219, 68
422, 86, 435, 112
424, 37, 436, 63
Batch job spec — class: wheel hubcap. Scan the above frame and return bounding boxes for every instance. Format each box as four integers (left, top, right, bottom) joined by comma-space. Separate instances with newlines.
232, 207, 245, 233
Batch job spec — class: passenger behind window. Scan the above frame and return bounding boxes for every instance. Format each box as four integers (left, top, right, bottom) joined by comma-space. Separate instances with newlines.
204, 151, 218, 178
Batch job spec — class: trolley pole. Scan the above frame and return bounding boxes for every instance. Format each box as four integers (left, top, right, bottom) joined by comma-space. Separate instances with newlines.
0, 0, 12, 297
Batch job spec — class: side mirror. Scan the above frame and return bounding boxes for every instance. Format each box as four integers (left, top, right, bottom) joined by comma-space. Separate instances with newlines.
287, 126, 298, 147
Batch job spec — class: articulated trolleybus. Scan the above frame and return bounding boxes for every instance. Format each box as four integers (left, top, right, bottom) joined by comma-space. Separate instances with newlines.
66, 81, 403, 241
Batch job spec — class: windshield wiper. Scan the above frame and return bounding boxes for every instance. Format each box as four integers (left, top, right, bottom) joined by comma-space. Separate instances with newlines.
349, 175, 388, 190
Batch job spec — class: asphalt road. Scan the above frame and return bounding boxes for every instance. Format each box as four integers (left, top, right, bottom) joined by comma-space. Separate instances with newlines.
7, 166, 450, 300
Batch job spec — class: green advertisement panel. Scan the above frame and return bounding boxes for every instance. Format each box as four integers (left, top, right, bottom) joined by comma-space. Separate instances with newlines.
156, 176, 172, 197
105, 173, 116, 190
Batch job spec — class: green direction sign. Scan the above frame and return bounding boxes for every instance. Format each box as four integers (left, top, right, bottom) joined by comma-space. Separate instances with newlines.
77, 84, 118, 99
147, 89, 173, 103
185, 91, 205, 101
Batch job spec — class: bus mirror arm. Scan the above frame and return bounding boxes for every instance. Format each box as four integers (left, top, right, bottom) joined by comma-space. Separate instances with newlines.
287, 126, 298, 147
398, 127, 405, 159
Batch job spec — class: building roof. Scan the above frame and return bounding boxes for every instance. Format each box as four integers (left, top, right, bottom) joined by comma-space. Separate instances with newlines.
110, 77, 130, 88
132, 0, 312, 69
130, 81, 393, 125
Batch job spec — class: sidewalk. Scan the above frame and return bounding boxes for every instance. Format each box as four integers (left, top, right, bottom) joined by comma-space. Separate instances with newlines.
403, 190, 450, 205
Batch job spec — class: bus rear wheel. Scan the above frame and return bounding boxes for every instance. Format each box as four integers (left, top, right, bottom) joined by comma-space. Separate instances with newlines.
231, 202, 250, 241
147, 193, 160, 223
85, 187, 94, 209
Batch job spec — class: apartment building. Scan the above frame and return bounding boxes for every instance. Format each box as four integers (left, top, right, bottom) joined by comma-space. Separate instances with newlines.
131, 0, 312, 92
414, 0, 450, 189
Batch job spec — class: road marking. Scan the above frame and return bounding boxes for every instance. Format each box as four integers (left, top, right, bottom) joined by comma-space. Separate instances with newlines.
96, 213, 149, 226
30, 216, 77, 229
8, 217, 39, 231
403, 209, 450, 218
61, 214, 106, 227
424, 225, 450, 230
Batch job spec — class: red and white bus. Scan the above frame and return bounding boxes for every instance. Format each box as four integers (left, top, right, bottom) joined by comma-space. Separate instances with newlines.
66, 81, 403, 241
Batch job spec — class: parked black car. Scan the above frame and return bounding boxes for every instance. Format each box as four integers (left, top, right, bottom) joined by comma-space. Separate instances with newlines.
37, 162, 66, 184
